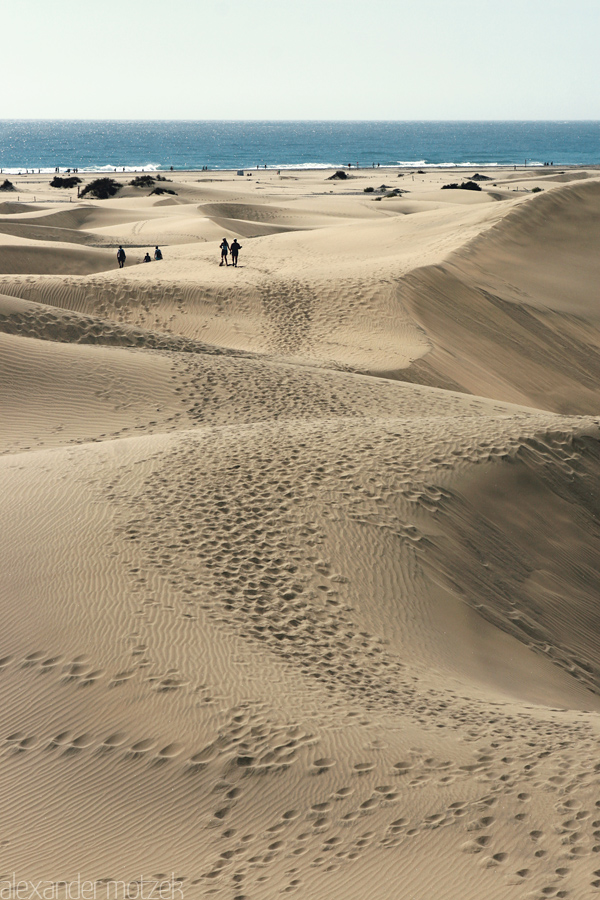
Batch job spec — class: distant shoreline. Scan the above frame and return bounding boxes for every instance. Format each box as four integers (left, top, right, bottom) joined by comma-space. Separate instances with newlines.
3, 163, 599, 178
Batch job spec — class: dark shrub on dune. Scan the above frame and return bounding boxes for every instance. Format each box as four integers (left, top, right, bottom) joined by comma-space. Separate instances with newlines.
130, 175, 156, 187
150, 187, 177, 195
532, 187, 544, 193
442, 181, 482, 191
155, 174, 171, 182
50, 176, 81, 188
0, 179, 16, 191
364, 186, 374, 193
328, 170, 348, 180
470, 173, 492, 181
80, 178, 122, 200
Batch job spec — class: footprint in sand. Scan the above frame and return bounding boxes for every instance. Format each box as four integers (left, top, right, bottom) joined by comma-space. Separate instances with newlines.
23, 651, 47, 666
353, 762, 375, 774
68, 734, 95, 751
102, 733, 127, 749
128, 738, 156, 756
156, 743, 183, 759
312, 757, 335, 772
334, 787, 354, 798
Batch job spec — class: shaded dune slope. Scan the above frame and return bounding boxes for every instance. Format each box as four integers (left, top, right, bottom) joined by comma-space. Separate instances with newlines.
0, 239, 118, 275
0, 220, 105, 246
396, 180, 600, 413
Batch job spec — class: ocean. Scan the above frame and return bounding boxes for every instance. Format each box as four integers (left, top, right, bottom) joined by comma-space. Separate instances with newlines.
0, 120, 598, 174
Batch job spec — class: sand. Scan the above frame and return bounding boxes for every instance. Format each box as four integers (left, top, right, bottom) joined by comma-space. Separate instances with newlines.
2, 164, 600, 900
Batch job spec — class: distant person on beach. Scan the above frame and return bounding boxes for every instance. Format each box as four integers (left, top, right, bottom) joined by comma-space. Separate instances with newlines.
143, 252, 152, 262
117, 246, 126, 268
154, 246, 163, 260
220, 238, 230, 266
230, 239, 241, 267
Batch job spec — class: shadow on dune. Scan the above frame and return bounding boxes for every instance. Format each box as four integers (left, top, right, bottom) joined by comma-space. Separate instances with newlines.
393, 181, 600, 415
0, 243, 122, 277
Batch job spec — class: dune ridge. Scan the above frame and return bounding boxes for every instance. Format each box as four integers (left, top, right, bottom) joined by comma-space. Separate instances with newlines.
2, 166, 600, 900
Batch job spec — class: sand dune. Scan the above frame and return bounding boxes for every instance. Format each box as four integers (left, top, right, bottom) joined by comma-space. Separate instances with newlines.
0, 234, 118, 275
453, 180, 600, 316
2, 166, 600, 900
545, 171, 593, 182
0, 201, 47, 214
0, 219, 106, 246
396, 180, 600, 412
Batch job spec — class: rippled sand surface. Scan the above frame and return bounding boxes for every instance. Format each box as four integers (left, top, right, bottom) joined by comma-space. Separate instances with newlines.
2, 166, 600, 900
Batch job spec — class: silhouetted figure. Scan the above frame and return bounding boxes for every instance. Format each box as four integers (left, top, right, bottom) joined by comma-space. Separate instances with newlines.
220, 238, 229, 266
143, 252, 152, 262
117, 246, 126, 268
230, 239, 241, 267
154, 246, 163, 260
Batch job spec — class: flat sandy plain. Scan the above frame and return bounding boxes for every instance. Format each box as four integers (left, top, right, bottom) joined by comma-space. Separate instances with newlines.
1, 164, 600, 900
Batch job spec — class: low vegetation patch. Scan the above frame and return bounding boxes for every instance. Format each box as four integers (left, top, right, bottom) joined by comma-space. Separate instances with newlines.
532, 186, 544, 193
328, 170, 348, 180
0, 179, 16, 192
441, 181, 482, 191
150, 187, 177, 195
80, 178, 122, 200
50, 176, 81, 189
363, 186, 374, 193
130, 175, 156, 187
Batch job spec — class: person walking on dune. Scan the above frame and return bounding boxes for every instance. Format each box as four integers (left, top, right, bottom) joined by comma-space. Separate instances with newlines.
117, 246, 126, 268
220, 238, 230, 266
230, 238, 241, 267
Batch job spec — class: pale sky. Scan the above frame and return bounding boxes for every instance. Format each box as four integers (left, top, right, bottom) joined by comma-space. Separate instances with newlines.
2, 0, 599, 120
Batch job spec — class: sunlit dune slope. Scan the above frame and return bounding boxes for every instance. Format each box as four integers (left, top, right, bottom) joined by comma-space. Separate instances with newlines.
2, 168, 600, 900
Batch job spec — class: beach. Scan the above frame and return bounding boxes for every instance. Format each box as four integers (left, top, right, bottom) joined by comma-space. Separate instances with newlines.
1, 164, 600, 900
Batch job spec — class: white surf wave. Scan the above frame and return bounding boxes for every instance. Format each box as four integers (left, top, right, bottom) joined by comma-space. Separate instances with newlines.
0, 163, 162, 176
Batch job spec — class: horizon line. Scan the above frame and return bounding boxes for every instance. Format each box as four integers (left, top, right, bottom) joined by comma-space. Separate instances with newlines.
2, 118, 600, 124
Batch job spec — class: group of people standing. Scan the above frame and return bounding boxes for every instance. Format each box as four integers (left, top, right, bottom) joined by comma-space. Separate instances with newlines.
220, 238, 242, 267
116, 239, 242, 269
116, 246, 162, 267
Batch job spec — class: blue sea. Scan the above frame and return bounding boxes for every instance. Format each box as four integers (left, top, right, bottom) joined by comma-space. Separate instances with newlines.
0, 121, 598, 174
